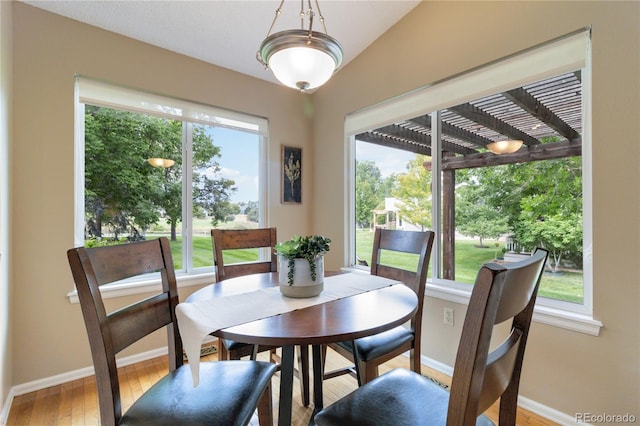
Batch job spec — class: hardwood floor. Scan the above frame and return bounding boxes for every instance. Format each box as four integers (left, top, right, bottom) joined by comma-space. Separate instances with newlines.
7, 344, 558, 425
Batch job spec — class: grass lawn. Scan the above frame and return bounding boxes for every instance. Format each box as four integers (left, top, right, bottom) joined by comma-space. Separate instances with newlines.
356, 229, 583, 304
148, 227, 583, 304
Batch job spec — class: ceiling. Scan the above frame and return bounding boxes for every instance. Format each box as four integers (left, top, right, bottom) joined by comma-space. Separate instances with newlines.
22, 0, 421, 87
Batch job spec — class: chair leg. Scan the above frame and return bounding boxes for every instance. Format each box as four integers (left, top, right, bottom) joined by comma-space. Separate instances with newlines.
257, 381, 274, 426
410, 347, 421, 374
360, 359, 378, 386
297, 345, 310, 407
320, 344, 328, 374
250, 344, 259, 360
218, 338, 231, 361
350, 341, 363, 386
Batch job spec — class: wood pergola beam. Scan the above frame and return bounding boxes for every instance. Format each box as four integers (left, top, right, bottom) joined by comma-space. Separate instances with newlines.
409, 115, 489, 152
449, 104, 541, 147
440, 139, 581, 170
356, 131, 431, 156
503, 88, 581, 141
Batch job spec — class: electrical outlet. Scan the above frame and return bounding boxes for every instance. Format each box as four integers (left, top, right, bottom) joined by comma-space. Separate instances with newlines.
443, 307, 454, 326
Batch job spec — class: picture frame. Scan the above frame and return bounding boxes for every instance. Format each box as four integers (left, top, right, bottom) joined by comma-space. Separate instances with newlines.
281, 145, 302, 204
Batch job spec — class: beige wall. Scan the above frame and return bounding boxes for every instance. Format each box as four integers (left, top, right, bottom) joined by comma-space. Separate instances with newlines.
10, 2, 314, 384
6, 0, 640, 423
1, 0, 13, 416
313, 0, 639, 420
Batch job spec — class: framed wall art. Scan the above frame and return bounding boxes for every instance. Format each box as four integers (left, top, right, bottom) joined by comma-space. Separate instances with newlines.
281, 145, 302, 204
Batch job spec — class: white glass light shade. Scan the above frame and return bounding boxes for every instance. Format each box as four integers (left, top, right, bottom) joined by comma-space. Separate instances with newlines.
486, 140, 523, 154
258, 29, 343, 92
269, 46, 336, 91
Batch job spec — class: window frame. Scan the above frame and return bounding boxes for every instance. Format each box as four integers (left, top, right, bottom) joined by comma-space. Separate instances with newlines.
345, 29, 602, 335
70, 77, 269, 301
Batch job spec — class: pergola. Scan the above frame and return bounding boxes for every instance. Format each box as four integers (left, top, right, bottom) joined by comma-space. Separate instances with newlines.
356, 71, 583, 279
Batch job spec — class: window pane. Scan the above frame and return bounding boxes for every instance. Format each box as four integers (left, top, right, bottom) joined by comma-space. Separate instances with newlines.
353, 72, 584, 306
192, 125, 261, 268
354, 142, 419, 267
79, 81, 267, 282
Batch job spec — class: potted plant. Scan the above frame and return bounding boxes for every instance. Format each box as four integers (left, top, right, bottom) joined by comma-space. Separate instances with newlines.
274, 235, 331, 297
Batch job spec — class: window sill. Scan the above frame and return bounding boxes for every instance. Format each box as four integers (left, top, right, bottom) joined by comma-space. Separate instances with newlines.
425, 281, 603, 336
341, 267, 602, 336
67, 272, 216, 304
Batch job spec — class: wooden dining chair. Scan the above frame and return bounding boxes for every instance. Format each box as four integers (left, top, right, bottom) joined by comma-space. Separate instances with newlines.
323, 228, 435, 385
212, 227, 311, 406
67, 237, 277, 426
315, 248, 549, 426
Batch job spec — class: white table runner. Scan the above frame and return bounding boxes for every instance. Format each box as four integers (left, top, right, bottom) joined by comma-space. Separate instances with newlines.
176, 272, 401, 385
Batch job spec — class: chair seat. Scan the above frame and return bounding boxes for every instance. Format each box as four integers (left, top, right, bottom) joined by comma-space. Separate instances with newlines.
314, 368, 494, 426
121, 361, 277, 426
337, 326, 414, 361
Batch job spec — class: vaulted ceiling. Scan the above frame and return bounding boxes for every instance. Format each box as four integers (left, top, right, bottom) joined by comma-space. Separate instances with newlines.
357, 71, 583, 169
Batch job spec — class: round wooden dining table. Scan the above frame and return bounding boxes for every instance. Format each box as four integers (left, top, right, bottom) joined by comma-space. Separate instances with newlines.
186, 271, 418, 426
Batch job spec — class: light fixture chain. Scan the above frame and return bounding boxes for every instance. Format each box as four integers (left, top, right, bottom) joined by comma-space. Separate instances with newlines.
306, 0, 315, 41
313, 0, 328, 33
266, 0, 286, 37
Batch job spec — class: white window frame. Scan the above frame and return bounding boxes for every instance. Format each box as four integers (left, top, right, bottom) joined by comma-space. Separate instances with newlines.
345, 29, 602, 335
69, 77, 269, 302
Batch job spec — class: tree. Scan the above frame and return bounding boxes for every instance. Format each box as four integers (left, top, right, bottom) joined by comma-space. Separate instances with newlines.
455, 182, 510, 247
85, 107, 236, 241
355, 160, 383, 228
393, 155, 432, 230
244, 200, 260, 223
513, 157, 583, 271
517, 212, 582, 273
85, 106, 172, 239
455, 152, 582, 270
192, 124, 237, 227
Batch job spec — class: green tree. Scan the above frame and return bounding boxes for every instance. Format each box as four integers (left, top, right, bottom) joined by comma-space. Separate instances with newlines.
192, 125, 237, 227
513, 157, 583, 271
85, 107, 236, 241
455, 182, 510, 247
244, 200, 260, 223
85, 106, 172, 239
456, 153, 582, 270
355, 160, 383, 228
393, 155, 432, 230
518, 212, 582, 273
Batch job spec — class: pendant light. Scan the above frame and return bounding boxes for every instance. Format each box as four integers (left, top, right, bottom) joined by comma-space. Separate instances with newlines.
257, 0, 343, 92
486, 140, 523, 155
147, 158, 175, 168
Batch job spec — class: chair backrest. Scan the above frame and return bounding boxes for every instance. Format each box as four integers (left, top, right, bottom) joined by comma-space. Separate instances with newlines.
212, 228, 278, 281
370, 228, 435, 335
447, 248, 549, 426
67, 237, 182, 425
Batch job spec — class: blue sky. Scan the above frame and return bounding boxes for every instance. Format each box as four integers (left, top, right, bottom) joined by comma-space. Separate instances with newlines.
355, 140, 416, 177
206, 126, 259, 203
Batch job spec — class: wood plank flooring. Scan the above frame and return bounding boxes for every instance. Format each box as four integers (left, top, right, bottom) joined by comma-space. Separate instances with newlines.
7, 344, 558, 425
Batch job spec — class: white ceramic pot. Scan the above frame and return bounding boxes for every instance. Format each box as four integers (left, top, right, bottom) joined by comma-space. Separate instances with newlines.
279, 256, 324, 298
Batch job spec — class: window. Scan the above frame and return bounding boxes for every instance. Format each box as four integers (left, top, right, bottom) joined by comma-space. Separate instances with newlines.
348, 29, 601, 334
74, 77, 267, 293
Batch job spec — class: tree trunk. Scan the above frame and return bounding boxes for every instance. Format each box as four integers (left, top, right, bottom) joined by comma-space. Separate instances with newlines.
170, 221, 177, 241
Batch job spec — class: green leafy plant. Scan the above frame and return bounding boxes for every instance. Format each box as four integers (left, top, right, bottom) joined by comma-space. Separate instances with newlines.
274, 235, 331, 285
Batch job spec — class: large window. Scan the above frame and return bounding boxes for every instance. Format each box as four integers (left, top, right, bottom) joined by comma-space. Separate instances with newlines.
75, 77, 267, 288
348, 30, 601, 334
